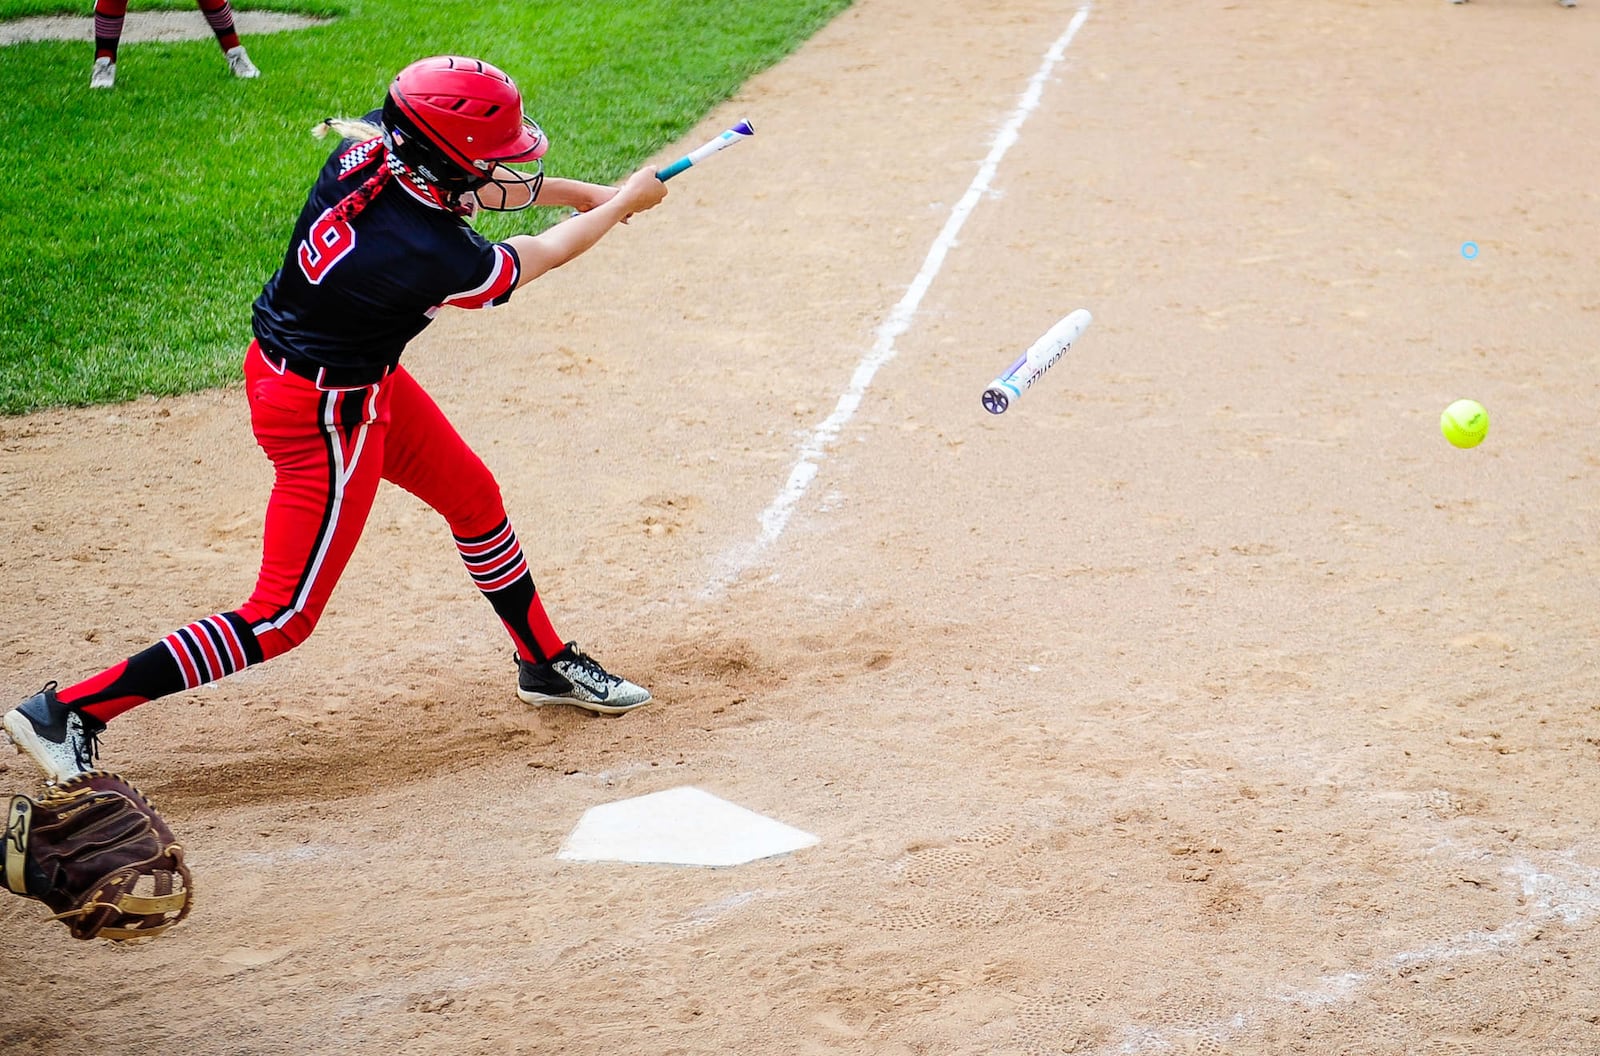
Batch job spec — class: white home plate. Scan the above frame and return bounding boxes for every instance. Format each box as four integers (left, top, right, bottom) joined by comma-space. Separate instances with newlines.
558, 786, 818, 867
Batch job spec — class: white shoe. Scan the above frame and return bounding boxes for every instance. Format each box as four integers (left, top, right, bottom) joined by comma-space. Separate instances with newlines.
90, 57, 115, 89
4, 683, 104, 783
516, 643, 653, 715
225, 46, 260, 79
1558, 0, 1576, 8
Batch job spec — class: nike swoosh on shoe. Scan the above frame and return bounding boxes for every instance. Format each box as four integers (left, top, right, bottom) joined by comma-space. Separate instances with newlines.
568, 671, 612, 700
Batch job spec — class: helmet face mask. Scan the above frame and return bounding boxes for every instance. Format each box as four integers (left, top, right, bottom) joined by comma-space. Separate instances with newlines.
381, 56, 548, 207
472, 154, 545, 213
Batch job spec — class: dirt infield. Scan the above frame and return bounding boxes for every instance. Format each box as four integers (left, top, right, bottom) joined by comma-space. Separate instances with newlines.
3, 1, 1599, 1053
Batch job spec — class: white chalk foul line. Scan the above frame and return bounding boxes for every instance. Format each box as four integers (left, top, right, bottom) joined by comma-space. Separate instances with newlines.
703, 3, 1093, 595
1094, 846, 1600, 1055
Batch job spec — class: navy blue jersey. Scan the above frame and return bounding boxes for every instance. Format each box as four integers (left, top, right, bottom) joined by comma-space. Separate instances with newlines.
252, 120, 521, 369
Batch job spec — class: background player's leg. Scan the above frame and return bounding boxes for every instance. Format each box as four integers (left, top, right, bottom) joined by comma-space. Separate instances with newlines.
196, 0, 260, 78
90, 0, 128, 87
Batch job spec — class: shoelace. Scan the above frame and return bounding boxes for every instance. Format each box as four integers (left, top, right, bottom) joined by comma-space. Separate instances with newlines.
76, 721, 102, 770
42, 684, 105, 769
564, 647, 619, 686
36, 681, 101, 771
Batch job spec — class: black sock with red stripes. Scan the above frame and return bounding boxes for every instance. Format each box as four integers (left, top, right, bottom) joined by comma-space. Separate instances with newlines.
59, 611, 263, 723
454, 520, 565, 663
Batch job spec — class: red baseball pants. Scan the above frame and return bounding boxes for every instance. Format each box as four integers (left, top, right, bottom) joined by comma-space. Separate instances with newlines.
59, 343, 565, 722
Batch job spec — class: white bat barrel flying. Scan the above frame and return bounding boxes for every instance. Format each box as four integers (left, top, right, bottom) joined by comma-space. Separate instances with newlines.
981, 308, 1092, 415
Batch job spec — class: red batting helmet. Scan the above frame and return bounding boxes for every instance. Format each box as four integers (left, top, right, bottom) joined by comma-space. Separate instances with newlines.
381, 56, 547, 193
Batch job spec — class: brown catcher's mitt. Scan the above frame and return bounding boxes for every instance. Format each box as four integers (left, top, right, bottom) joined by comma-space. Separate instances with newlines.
2, 771, 193, 941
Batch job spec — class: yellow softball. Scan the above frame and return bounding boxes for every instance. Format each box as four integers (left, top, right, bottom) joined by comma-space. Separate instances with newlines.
1440, 399, 1489, 449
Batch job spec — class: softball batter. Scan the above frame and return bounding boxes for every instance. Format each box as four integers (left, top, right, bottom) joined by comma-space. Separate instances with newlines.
7, 56, 668, 782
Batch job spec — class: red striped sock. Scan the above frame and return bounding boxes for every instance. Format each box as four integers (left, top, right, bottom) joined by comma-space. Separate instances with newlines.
455, 520, 564, 662
60, 612, 262, 722
93, 0, 128, 61
196, 0, 241, 52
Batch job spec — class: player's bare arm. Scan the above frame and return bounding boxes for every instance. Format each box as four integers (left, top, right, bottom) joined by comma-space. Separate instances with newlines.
534, 177, 617, 212
505, 167, 666, 288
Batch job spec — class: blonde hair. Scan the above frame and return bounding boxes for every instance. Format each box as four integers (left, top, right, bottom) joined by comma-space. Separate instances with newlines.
314, 117, 384, 142
311, 117, 394, 224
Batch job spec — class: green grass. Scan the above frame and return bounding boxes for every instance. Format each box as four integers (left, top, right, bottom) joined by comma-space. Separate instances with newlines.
0, 0, 850, 415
